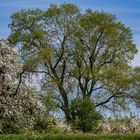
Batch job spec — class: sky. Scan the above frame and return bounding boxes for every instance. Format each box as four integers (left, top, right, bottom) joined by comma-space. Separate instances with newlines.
0, 0, 140, 66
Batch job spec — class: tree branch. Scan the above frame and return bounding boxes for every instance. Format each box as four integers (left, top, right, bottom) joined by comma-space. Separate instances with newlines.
54, 35, 66, 69
95, 93, 117, 107
13, 69, 25, 96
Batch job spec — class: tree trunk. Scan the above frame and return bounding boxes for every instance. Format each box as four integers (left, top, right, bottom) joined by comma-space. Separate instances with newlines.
64, 106, 71, 122
58, 85, 71, 122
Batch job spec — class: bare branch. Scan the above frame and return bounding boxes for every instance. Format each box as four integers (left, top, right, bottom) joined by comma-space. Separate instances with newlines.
27, 70, 49, 75
13, 70, 25, 96
53, 35, 66, 69
95, 93, 117, 107
92, 85, 105, 91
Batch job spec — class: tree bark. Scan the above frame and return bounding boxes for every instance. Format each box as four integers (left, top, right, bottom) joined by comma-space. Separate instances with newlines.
58, 85, 71, 122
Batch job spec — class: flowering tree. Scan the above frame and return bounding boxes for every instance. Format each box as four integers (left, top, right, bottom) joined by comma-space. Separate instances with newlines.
0, 39, 45, 133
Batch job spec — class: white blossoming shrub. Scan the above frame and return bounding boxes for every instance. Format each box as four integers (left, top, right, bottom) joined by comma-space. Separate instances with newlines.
0, 40, 45, 133
0, 40, 21, 78
100, 117, 140, 134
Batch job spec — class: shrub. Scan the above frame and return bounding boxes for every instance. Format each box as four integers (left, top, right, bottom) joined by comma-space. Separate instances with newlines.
69, 97, 102, 132
0, 118, 21, 134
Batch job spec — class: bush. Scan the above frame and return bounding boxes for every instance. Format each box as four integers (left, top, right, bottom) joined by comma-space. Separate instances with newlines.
0, 118, 21, 134
33, 115, 56, 133
69, 97, 102, 132
33, 117, 48, 132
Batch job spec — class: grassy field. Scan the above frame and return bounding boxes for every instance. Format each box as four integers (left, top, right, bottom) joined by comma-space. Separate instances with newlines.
0, 134, 140, 140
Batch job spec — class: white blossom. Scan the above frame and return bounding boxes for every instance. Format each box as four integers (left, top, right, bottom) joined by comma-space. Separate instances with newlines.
0, 39, 45, 133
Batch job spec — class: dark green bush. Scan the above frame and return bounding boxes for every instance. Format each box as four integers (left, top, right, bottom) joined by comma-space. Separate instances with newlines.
33, 116, 48, 132
70, 97, 102, 132
0, 118, 21, 134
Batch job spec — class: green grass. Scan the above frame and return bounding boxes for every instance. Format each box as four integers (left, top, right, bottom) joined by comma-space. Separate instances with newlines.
0, 134, 140, 140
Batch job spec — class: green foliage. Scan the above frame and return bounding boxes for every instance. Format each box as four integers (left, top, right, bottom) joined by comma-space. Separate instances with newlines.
131, 67, 140, 108
0, 119, 21, 134
42, 93, 59, 114
32, 94, 58, 133
70, 98, 102, 132
33, 116, 48, 133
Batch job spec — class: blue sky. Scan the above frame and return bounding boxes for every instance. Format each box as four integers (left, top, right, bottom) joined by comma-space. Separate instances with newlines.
0, 0, 140, 66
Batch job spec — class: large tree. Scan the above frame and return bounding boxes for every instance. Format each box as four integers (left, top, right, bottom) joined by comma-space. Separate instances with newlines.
8, 3, 138, 121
